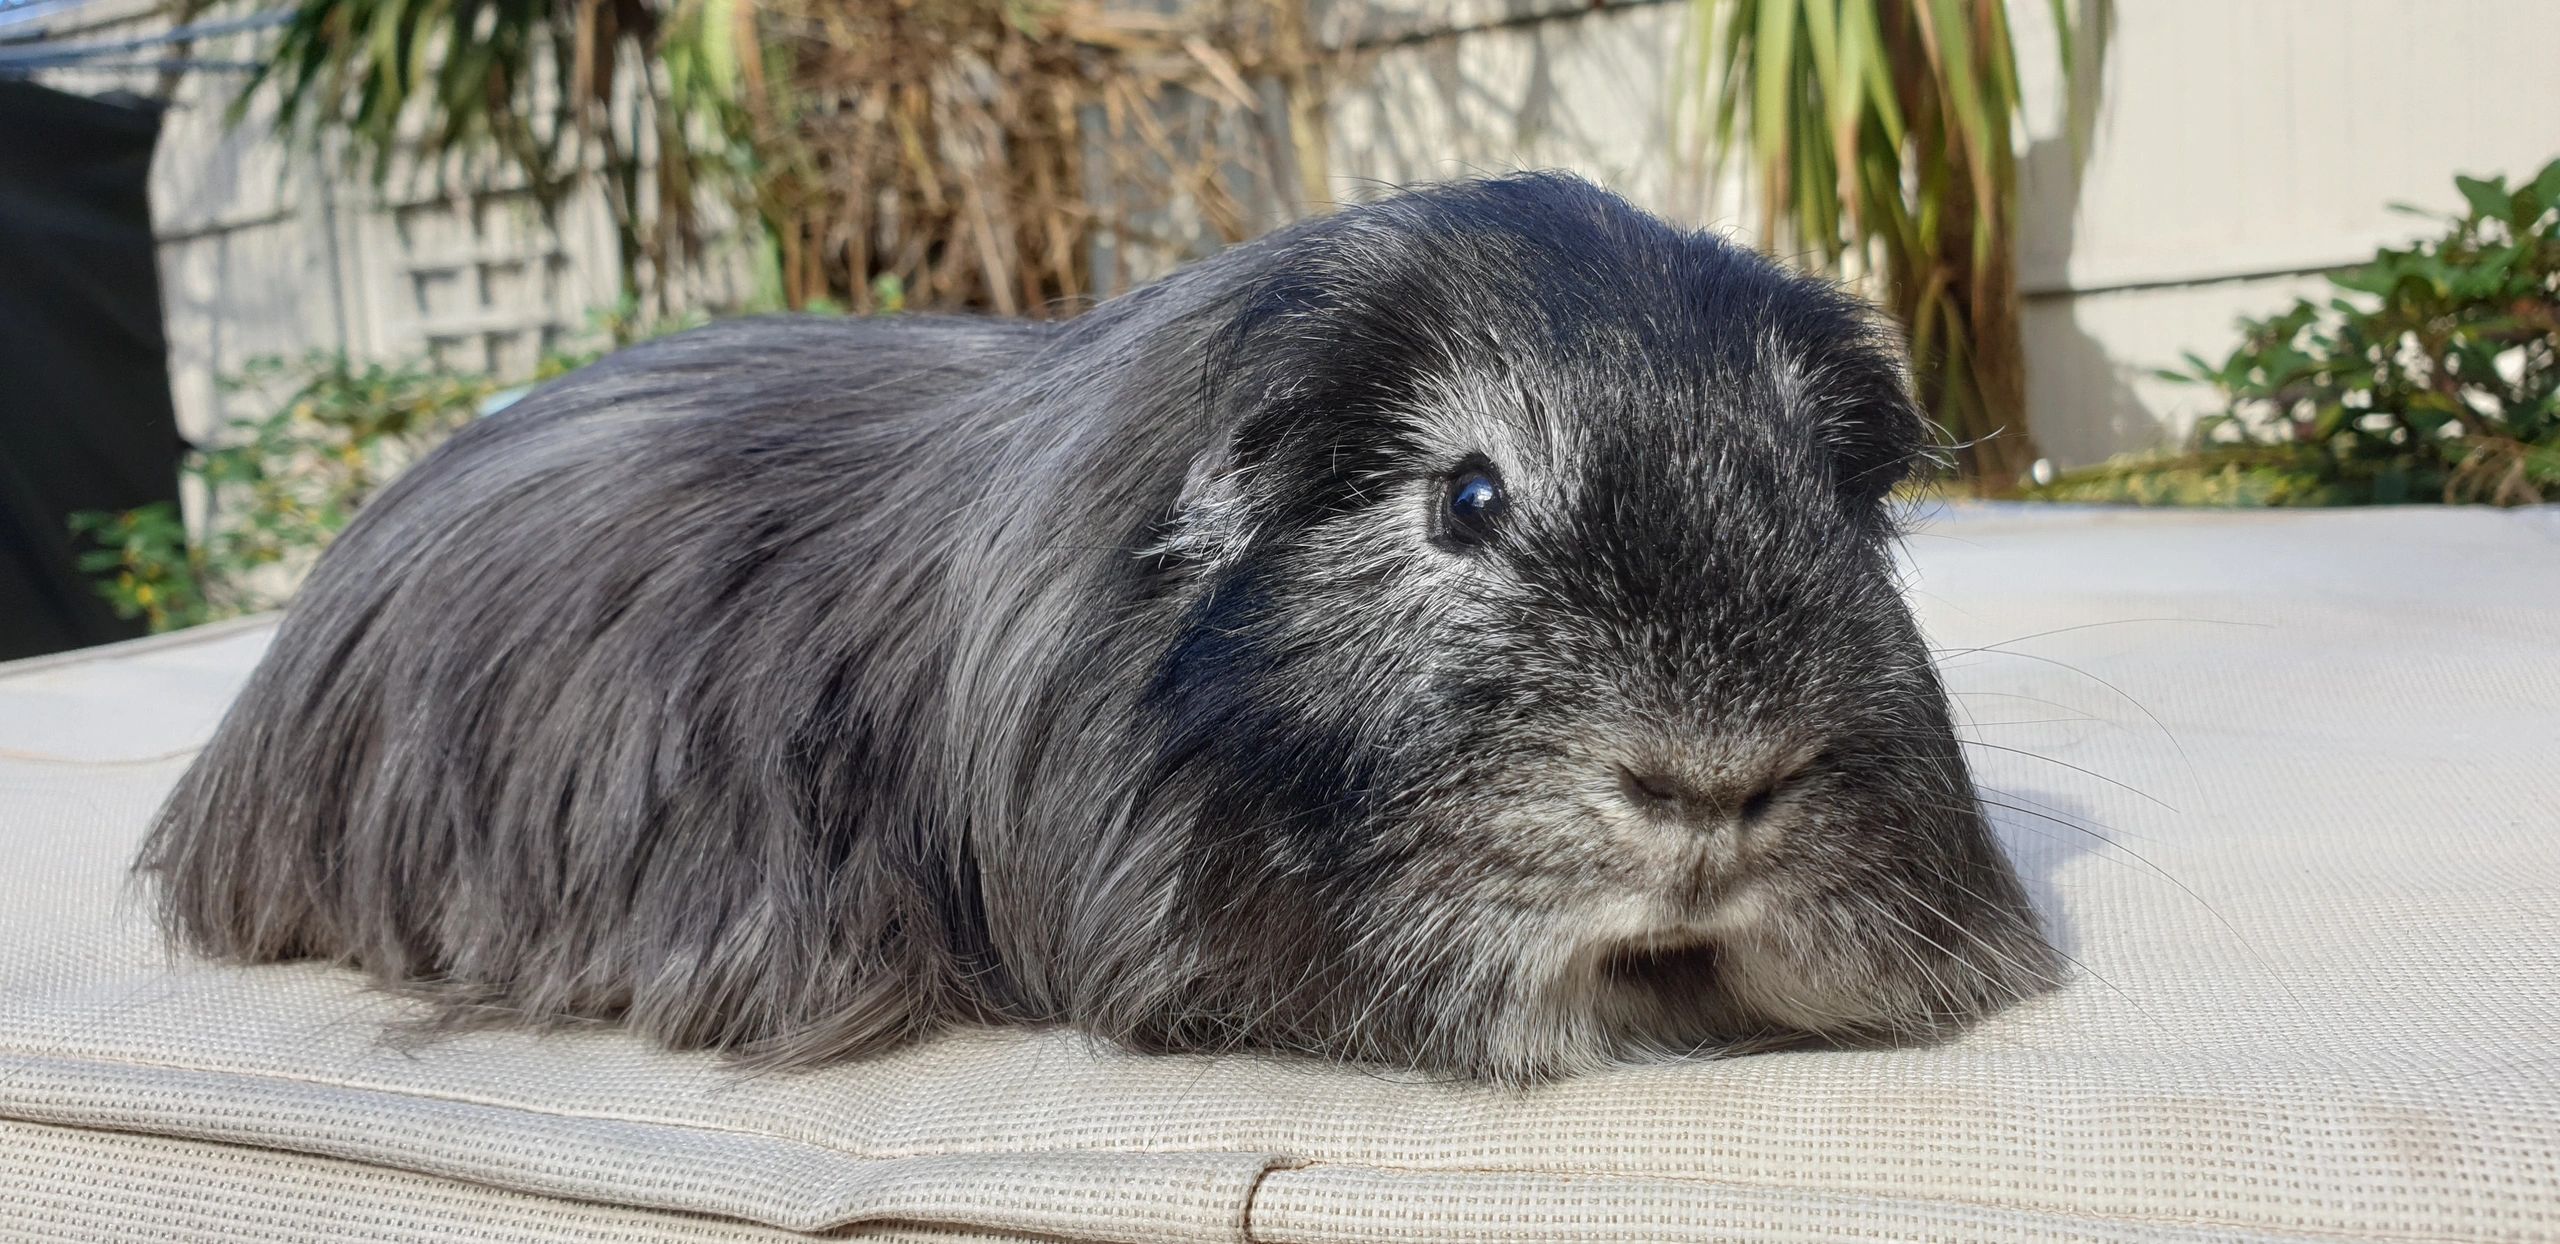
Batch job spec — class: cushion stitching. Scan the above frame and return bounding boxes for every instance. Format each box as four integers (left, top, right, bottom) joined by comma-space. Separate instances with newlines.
1, 1051, 2521, 1241
1242, 1166, 2498, 1244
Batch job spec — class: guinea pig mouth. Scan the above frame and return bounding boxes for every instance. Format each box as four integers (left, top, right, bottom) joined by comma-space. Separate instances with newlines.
1595, 934, 1805, 1052
1601, 936, 1722, 990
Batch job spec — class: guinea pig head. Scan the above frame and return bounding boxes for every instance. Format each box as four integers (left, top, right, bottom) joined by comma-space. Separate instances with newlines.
1128, 176, 2059, 1082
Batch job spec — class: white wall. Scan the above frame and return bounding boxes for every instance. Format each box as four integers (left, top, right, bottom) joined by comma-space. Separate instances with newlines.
1317, 0, 2560, 465
1323, 0, 1727, 222
2013, 0, 2560, 464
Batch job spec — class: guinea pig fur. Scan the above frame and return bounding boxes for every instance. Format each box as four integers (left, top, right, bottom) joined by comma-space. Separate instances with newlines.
138, 173, 2061, 1084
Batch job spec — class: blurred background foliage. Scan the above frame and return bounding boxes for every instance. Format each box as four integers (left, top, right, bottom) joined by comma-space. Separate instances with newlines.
240, 0, 1324, 315
236, 0, 2098, 440
2033, 158, 2560, 507
73, 355, 501, 630
72, 302, 709, 631
64, 2, 2560, 631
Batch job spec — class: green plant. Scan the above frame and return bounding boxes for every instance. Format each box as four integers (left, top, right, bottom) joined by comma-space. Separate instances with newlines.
2038, 157, 2560, 507
66, 504, 202, 633
72, 355, 500, 631
1696, 0, 2109, 489
73, 303, 803, 632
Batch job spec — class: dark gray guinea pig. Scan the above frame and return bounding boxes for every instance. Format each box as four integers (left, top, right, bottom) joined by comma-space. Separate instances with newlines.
139, 173, 2059, 1083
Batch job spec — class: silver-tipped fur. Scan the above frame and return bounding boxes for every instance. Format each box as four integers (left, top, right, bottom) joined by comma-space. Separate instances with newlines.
139, 174, 2059, 1083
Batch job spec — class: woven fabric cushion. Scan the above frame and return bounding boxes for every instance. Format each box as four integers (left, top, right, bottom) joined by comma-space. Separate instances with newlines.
4, 504, 2557, 1243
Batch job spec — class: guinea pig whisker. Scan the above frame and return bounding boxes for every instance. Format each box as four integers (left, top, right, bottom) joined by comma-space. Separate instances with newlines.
1947, 688, 2114, 726
1849, 891, 1975, 1000
1919, 869, 2164, 1027
1930, 645, 2193, 776
1960, 793, 2212, 902
1898, 890, 2066, 992
1946, 738, 2180, 814
1931, 615, 2272, 658
1922, 787, 2303, 1017
1850, 893, 2017, 1042
1968, 796, 2127, 856
1886, 782, 2145, 872
1970, 782, 2164, 846
1840, 728, 2171, 831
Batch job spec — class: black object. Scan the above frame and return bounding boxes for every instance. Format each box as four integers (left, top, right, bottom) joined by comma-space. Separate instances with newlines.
0, 78, 183, 661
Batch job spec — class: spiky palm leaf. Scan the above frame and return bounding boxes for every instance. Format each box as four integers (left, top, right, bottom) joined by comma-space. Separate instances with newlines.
1699, 0, 2106, 487
245, 0, 768, 304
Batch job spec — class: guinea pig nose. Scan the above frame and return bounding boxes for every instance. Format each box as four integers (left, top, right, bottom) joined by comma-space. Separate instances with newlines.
1615, 758, 1785, 827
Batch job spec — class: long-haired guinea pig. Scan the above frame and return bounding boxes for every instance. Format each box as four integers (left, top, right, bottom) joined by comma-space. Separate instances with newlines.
139, 173, 2059, 1084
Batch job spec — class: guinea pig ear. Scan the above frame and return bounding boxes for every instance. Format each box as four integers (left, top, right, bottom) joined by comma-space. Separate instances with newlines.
1804, 348, 1934, 513
1144, 275, 1310, 574
1147, 434, 1257, 575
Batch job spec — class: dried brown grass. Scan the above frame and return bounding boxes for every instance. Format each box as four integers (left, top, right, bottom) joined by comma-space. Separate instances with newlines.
741, 0, 1330, 314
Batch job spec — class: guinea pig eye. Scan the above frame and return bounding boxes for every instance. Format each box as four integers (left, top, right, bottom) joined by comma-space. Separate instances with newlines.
1437, 464, 1507, 550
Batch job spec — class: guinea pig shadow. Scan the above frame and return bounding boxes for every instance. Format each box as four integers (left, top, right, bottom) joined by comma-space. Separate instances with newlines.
1967, 781, 2113, 964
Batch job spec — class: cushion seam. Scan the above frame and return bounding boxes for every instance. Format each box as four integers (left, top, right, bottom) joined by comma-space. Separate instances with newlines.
0, 613, 278, 680
0, 1046, 1284, 1163
1, 1051, 2515, 1242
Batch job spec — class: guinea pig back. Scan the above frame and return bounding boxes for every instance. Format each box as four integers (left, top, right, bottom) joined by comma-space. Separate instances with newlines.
139, 173, 2059, 1083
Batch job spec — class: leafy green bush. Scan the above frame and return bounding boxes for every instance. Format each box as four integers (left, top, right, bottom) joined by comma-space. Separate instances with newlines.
71, 355, 504, 631
2035, 157, 2560, 506
71, 300, 825, 632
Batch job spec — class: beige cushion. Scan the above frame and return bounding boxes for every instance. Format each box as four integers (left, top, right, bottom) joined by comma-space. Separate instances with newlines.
4, 504, 2557, 1242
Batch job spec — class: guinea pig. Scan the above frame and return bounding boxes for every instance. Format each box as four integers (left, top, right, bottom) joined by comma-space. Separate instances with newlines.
138, 172, 2060, 1084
